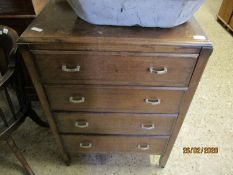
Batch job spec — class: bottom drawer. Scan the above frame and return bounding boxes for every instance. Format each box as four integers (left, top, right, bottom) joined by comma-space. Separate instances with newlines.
61, 135, 169, 154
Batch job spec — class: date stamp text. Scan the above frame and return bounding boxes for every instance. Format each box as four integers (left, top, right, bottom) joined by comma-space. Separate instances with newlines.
183, 147, 218, 154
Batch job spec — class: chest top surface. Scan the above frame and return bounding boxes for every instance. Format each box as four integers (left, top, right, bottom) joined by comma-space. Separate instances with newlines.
19, 0, 212, 48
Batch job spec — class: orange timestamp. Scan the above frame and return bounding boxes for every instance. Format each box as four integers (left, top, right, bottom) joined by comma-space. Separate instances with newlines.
183, 147, 218, 154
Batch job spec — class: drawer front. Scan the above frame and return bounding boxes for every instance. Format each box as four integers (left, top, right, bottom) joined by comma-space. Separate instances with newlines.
55, 113, 177, 135
33, 51, 197, 86
61, 135, 169, 154
46, 85, 185, 113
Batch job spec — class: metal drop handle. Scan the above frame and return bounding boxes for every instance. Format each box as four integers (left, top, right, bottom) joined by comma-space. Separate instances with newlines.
141, 123, 155, 130
80, 142, 92, 149
149, 66, 168, 75
138, 144, 150, 151
69, 96, 85, 104
75, 120, 89, 128
144, 98, 160, 105
62, 64, 80, 72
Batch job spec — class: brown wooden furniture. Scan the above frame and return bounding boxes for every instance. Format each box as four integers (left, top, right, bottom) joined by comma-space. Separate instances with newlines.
0, 26, 34, 175
18, 0, 213, 167
0, 25, 49, 175
0, 0, 49, 34
0, 0, 49, 100
217, 0, 233, 33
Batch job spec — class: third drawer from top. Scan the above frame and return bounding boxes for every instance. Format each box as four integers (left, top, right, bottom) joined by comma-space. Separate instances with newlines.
55, 112, 177, 135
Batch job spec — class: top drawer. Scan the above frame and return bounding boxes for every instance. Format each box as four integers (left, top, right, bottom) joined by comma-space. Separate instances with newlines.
32, 51, 198, 86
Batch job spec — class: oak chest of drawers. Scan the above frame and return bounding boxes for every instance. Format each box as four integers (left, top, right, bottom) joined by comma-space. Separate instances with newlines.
18, 0, 213, 167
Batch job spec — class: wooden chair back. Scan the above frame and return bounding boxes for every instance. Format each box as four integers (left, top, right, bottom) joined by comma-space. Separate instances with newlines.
0, 25, 23, 140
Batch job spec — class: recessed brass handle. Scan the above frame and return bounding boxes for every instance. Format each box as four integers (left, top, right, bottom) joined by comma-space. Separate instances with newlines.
80, 142, 92, 149
141, 123, 155, 130
62, 64, 80, 72
138, 144, 150, 151
144, 98, 160, 105
69, 96, 85, 104
149, 66, 168, 75
75, 120, 89, 128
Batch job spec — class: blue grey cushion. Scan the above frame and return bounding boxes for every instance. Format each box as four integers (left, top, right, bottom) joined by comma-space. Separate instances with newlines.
67, 0, 205, 28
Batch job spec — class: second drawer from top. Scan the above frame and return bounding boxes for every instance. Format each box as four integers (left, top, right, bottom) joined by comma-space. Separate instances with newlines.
46, 85, 185, 113
33, 50, 198, 86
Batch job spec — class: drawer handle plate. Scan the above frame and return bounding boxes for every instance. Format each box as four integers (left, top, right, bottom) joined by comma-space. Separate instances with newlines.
62, 64, 80, 72
75, 120, 89, 128
80, 142, 92, 149
141, 123, 155, 130
69, 96, 85, 104
149, 66, 168, 75
145, 98, 160, 105
138, 144, 150, 151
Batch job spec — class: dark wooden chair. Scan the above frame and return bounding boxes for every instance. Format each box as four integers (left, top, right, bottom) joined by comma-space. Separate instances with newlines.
0, 25, 48, 175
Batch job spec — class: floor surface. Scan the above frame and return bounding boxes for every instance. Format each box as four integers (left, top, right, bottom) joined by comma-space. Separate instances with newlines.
0, 0, 233, 174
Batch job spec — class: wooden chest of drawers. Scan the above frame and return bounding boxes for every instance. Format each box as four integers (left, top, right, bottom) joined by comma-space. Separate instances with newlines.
18, 0, 213, 167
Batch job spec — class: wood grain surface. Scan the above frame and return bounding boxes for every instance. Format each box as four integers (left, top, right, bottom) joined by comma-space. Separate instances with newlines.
33, 50, 197, 86
46, 85, 185, 113
55, 112, 177, 135
62, 135, 169, 154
